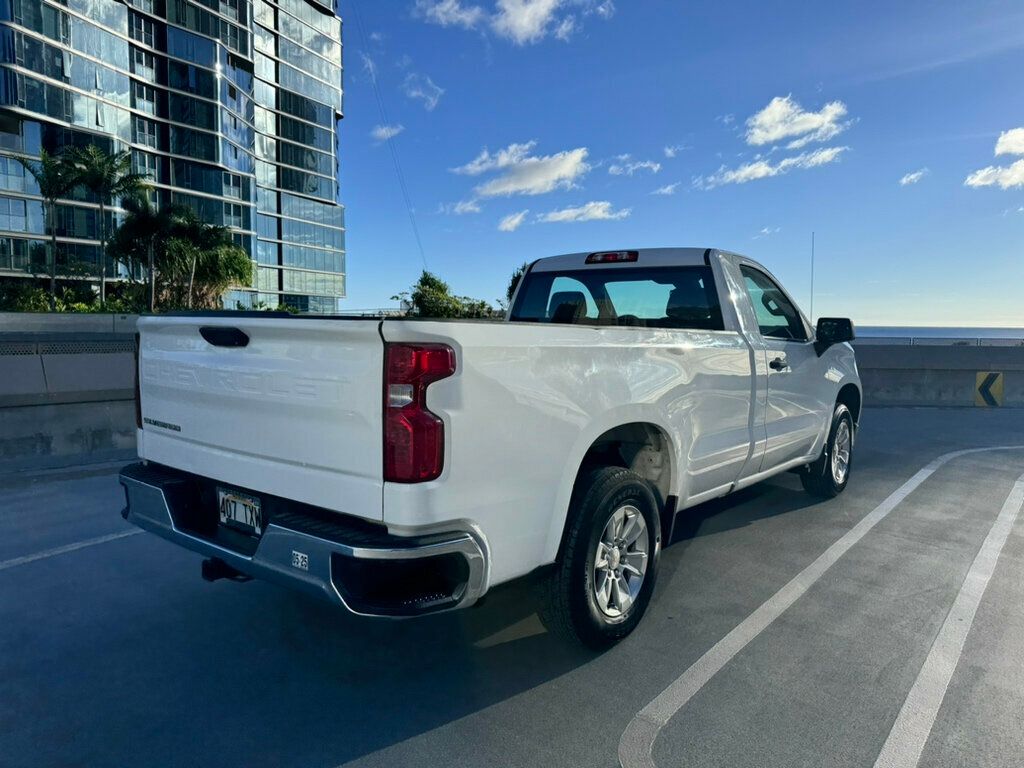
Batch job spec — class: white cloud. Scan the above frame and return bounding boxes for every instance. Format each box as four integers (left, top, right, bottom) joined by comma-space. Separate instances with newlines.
753, 226, 781, 239
995, 128, 1024, 156
415, 0, 486, 29
403, 73, 445, 111
498, 209, 529, 231
452, 141, 591, 197
538, 200, 630, 223
360, 52, 377, 77
371, 124, 405, 142
440, 199, 482, 214
697, 146, 849, 188
899, 168, 928, 186
745, 95, 850, 149
651, 182, 680, 196
492, 0, 562, 44
965, 129, 1024, 190
964, 160, 1024, 190
416, 0, 613, 45
554, 15, 576, 40
663, 144, 688, 158
608, 156, 661, 176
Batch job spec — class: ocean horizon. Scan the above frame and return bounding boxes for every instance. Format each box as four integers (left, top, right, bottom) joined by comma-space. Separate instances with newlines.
858, 326, 1024, 339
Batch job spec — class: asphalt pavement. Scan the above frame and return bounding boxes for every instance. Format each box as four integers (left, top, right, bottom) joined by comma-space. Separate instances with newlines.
1, 407, 1023, 768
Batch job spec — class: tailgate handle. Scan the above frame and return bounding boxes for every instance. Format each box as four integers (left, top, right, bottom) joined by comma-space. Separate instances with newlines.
199, 326, 249, 348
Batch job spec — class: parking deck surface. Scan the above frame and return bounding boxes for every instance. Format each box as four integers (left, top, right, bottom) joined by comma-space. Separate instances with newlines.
2, 407, 1023, 768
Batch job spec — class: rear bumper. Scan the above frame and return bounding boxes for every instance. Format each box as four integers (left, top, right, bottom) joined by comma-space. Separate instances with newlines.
119, 462, 487, 617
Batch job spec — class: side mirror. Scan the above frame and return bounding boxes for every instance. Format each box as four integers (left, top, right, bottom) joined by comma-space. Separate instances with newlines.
815, 317, 855, 356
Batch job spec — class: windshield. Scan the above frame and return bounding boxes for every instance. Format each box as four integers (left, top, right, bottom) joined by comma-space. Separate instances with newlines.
510, 266, 724, 331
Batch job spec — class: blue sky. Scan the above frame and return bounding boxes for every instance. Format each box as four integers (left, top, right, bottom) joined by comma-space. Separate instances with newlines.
337, 0, 1023, 326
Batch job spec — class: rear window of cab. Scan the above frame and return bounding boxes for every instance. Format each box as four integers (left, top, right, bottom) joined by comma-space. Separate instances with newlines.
510, 266, 725, 331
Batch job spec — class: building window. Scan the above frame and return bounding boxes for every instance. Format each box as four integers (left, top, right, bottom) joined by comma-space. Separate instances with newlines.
134, 116, 158, 148
0, 196, 27, 232
132, 150, 158, 181
129, 0, 155, 13
221, 0, 240, 22
220, 20, 240, 52
130, 13, 155, 47
223, 172, 241, 199
132, 48, 156, 80
133, 82, 156, 115
223, 202, 243, 228
0, 157, 26, 192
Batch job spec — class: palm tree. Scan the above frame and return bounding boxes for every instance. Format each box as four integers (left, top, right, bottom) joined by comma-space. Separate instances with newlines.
109, 196, 194, 312
110, 203, 252, 310
169, 213, 251, 309
67, 145, 148, 305
16, 150, 78, 311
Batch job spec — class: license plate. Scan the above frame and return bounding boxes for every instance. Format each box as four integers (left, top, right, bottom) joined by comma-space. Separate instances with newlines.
217, 488, 263, 536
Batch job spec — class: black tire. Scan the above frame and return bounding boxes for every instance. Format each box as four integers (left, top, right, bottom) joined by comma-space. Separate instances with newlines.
539, 466, 661, 649
801, 403, 854, 498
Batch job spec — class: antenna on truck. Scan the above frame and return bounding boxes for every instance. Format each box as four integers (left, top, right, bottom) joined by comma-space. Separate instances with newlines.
810, 231, 815, 323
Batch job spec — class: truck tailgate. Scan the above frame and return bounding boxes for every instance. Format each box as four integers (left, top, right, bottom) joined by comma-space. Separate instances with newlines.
136, 315, 384, 522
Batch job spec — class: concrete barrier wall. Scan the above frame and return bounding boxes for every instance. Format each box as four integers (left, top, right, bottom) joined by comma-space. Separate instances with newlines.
853, 344, 1024, 408
0, 315, 139, 471
0, 401, 137, 472
0, 312, 139, 333
0, 314, 1022, 472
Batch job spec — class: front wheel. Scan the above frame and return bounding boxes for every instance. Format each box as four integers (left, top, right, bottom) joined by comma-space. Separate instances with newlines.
801, 403, 854, 498
539, 467, 661, 648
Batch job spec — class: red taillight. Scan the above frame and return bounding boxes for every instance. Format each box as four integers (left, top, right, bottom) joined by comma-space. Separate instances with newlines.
586, 250, 639, 264
383, 343, 456, 483
134, 332, 142, 429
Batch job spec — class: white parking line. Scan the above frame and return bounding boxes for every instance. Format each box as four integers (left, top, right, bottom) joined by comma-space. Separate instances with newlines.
873, 472, 1024, 768
618, 446, 1024, 768
0, 529, 142, 572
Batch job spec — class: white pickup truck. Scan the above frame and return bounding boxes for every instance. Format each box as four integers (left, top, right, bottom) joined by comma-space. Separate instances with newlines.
120, 247, 860, 647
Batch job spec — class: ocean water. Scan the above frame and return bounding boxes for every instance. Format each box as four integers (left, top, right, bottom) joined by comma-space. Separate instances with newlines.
859, 326, 1024, 340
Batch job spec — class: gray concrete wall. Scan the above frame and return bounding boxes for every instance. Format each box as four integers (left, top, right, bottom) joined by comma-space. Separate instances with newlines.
853, 343, 1024, 408
0, 312, 139, 334
0, 315, 139, 471
0, 401, 137, 471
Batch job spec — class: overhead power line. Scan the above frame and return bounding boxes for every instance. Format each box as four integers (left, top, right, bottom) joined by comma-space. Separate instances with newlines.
348, 0, 429, 271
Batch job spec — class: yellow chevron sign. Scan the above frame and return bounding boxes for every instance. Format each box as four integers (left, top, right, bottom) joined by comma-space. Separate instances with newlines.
975, 372, 1004, 407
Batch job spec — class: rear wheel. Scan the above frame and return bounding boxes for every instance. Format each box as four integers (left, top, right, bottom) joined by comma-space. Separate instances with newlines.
539, 467, 661, 648
801, 403, 854, 498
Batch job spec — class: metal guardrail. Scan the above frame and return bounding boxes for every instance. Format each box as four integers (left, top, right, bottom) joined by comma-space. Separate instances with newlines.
855, 337, 1024, 347
0, 338, 137, 356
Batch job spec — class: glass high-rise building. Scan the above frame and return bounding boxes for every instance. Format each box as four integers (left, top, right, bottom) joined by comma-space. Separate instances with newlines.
0, 0, 346, 312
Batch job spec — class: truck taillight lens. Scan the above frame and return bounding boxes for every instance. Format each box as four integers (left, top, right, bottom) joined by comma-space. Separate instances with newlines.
134, 332, 142, 429
383, 343, 456, 483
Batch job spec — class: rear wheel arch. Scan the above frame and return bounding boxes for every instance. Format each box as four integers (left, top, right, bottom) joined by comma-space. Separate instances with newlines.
553, 421, 676, 564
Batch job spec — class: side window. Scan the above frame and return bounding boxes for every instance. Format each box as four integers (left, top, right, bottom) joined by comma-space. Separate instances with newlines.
740, 266, 808, 341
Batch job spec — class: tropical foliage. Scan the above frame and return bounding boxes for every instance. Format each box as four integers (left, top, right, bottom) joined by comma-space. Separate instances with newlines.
107, 198, 252, 311
2, 144, 257, 314
15, 150, 79, 311
66, 145, 148, 305
506, 262, 529, 306
393, 271, 497, 319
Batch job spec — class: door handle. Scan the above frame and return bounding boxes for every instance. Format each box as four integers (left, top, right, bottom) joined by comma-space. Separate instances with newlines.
769, 356, 789, 371
199, 326, 250, 348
